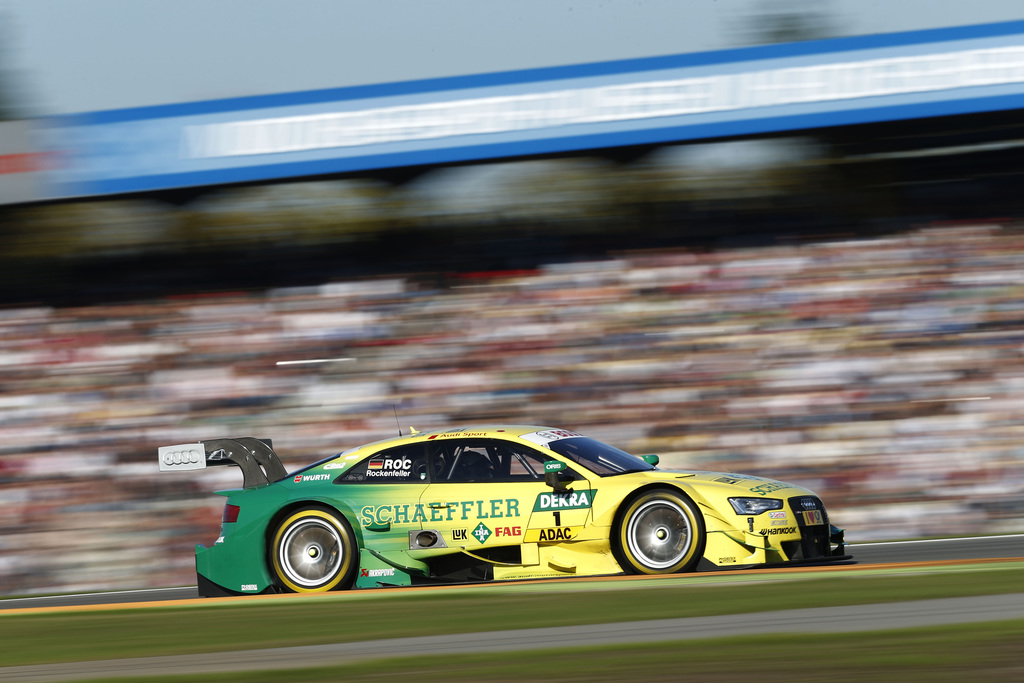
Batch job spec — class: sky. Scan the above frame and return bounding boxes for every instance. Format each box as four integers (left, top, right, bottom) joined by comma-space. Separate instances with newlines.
2, 0, 1024, 116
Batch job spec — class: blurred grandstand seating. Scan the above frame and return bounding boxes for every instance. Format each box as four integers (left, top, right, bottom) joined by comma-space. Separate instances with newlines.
1, 220, 1023, 594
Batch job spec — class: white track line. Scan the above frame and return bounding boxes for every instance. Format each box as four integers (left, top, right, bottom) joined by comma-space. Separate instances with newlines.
848, 534, 1024, 547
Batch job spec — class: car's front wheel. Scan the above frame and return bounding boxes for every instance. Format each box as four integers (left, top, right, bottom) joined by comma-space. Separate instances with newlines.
271, 507, 356, 592
614, 489, 705, 574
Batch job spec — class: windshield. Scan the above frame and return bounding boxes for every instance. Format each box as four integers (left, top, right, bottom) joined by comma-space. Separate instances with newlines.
544, 437, 655, 476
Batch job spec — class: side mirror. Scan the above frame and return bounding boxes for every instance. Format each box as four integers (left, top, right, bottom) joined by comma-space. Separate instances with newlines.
640, 454, 660, 467
543, 460, 573, 491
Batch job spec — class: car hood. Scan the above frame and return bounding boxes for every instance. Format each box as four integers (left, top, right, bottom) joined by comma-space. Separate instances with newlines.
615, 468, 819, 498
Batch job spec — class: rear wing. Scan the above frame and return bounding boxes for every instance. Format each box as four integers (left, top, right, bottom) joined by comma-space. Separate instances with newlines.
158, 438, 289, 489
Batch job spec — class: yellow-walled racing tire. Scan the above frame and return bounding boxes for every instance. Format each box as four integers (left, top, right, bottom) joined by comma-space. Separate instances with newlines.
271, 507, 356, 592
614, 489, 705, 574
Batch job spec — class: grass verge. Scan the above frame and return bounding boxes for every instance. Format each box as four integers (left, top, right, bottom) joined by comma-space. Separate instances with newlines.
58, 620, 1024, 683
0, 564, 1020, 668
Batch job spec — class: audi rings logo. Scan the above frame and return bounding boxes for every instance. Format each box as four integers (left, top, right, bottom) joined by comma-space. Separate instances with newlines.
158, 443, 207, 471
163, 449, 202, 465
798, 498, 818, 510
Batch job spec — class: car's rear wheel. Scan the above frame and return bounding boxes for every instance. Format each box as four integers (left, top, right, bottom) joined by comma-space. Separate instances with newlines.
614, 489, 705, 574
271, 507, 356, 592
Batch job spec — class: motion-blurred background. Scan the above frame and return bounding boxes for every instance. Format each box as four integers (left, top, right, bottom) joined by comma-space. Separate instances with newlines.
1, 1, 1023, 595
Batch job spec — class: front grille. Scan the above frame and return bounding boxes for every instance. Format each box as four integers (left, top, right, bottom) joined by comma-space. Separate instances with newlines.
785, 495, 830, 560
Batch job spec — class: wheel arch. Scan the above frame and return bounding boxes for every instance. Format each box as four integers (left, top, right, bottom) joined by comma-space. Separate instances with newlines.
610, 483, 708, 574
264, 498, 364, 552
263, 499, 364, 587
610, 482, 708, 533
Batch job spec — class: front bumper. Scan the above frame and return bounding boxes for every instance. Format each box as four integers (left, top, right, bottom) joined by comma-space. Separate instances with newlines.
699, 522, 851, 571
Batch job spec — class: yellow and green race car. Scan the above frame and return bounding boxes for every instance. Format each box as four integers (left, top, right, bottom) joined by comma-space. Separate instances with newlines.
159, 425, 849, 596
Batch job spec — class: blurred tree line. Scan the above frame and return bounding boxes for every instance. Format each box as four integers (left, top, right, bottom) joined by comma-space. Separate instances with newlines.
5, 101, 1024, 308
0, 139, 857, 306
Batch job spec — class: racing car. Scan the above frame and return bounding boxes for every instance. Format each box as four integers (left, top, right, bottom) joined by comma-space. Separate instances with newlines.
159, 425, 849, 596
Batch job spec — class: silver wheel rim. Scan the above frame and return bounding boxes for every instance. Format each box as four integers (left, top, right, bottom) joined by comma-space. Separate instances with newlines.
625, 499, 692, 569
278, 518, 343, 587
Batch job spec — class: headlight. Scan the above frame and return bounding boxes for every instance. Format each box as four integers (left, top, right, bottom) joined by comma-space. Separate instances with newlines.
728, 497, 783, 515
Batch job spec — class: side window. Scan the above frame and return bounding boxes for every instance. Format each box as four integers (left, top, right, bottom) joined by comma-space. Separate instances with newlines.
499, 442, 583, 482
429, 438, 583, 483
505, 444, 550, 480
437, 441, 497, 483
337, 444, 428, 483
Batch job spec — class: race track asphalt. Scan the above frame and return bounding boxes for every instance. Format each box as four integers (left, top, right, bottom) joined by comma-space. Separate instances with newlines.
2, 592, 1023, 682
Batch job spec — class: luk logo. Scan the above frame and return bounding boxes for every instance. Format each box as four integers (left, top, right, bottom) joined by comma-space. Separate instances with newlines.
452, 529, 468, 541
294, 473, 331, 483
472, 522, 492, 544
533, 490, 597, 512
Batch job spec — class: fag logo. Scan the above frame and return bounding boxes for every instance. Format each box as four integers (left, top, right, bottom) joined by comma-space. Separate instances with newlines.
472, 522, 492, 544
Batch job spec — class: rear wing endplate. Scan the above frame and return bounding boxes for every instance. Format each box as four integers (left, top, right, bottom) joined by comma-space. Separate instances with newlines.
158, 438, 289, 489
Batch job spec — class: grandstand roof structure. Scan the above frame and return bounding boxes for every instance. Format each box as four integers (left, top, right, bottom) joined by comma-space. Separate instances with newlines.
6, 19, 1024, 204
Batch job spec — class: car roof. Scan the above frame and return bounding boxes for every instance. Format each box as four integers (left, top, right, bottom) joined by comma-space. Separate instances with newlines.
417, 425, 554, 438
339, 425, 559, 456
